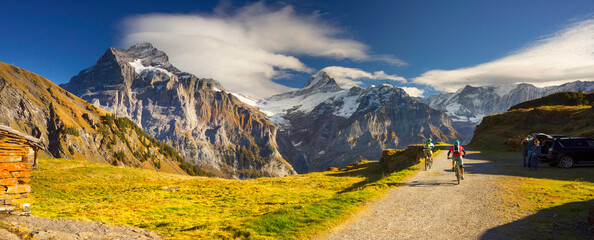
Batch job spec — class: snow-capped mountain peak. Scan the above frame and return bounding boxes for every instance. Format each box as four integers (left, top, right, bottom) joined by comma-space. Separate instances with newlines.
302, 70, 341, 90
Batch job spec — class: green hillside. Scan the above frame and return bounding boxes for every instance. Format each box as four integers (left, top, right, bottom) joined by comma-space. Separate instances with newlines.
469, 105, 594, 151
508, 91, 594, 111
28, 151, 424, 239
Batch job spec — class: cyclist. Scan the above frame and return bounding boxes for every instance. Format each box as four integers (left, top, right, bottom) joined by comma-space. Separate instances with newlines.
423, 138, 435, 168
447, 140, 467, 180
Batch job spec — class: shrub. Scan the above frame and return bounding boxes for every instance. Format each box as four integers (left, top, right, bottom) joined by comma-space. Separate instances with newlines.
115, 151, 126, 162
63, 126, 80, 136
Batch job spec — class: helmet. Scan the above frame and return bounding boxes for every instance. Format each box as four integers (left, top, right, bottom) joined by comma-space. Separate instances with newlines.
454, 140, 460, 145
427, 138, 432, 142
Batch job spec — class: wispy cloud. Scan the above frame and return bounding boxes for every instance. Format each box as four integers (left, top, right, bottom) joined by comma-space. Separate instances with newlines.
123, 1, 406, 98
413, 18, 594, 92
400, 87, 425, 98
320, 66, 406, 89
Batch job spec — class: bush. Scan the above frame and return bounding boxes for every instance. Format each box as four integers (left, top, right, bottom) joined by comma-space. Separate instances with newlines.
115, 151, 126, 162
63, 126, 80, 136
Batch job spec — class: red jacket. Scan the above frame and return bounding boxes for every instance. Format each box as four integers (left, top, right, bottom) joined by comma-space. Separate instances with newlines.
449, 145, 465, 157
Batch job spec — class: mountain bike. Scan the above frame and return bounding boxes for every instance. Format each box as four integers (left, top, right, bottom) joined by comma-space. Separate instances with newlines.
448, 156, 461, 185
423, 149, 433, 170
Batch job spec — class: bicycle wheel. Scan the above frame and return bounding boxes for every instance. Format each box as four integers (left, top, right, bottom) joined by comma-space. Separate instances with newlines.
429, 157, 433, 169
425, 157, 428, 171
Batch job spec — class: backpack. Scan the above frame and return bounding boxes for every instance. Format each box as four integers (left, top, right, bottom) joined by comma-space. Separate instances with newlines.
453, 145, 460, 154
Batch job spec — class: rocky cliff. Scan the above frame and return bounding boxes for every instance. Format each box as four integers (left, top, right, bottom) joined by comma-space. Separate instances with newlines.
259, 71, 461, 172
0, 61, 209, 176
61, 43, 295, 178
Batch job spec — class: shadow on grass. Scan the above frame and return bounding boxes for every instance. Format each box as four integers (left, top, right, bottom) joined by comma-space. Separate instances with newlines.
328, 161, 390, 194
480, 199, 594, 240
462, 151, 594, 183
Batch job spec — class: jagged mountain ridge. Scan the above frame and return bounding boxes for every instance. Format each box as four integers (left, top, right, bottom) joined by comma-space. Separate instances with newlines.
0, 61, 209, 176
258, 71, 462, 172
423, 81, 594, 140
61, 43, 295, 178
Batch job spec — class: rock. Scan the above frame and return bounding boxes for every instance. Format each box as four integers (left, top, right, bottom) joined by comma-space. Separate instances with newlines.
0, 228, 20, 240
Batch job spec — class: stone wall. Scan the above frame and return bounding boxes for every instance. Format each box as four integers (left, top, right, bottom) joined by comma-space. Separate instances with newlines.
0, 127, 38, 215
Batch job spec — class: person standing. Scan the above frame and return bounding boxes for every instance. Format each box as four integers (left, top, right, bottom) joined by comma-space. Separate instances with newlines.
529, 139, 541, 171
521, 136, 530, 167
525, 136, 535, 168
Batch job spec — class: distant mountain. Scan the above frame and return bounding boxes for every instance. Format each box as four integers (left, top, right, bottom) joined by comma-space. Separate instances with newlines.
0, 61, 209, 176
423, 81, 594, 140
61, 43, 295, 178
258, 71, 462, 172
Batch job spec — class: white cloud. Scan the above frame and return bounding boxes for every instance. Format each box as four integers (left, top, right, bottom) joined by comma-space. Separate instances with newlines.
400, 87, 425, 98
123, 1, 406, 98
321, 66, 406, 89
413, 18, 594, 92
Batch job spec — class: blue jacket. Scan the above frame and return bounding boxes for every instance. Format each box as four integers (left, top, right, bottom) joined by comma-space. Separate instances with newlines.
527, 141, 535, 153
531, 145, 541, 157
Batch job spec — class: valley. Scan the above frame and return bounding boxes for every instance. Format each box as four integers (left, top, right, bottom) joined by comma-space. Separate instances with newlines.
2, 2, 594, 238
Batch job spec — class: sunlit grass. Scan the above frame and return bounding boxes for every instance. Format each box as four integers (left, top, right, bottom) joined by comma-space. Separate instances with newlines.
31, 157, 421, 239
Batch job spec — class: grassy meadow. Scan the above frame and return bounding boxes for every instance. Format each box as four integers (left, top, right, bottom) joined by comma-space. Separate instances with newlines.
30, 154, 425, 239
482, 152, 594, 239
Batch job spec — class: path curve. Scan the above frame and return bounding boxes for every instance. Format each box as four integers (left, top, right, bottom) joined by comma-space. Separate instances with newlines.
322, 151, 504, 240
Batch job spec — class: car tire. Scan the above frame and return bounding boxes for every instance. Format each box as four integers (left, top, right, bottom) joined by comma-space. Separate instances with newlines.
559, 155, 574, 169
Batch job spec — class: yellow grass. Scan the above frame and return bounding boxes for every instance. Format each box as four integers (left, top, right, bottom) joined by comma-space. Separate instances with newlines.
31, 157, 422, 239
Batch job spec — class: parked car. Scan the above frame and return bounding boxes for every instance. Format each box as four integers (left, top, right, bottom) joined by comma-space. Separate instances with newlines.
528, 133, 564, 159
541, 137, 594, 168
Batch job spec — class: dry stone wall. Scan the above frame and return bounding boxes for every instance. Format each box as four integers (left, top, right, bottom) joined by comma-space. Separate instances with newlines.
0, 126, 41, 215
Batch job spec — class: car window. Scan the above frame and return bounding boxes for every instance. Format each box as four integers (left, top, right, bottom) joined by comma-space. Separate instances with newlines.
560, 139, 573, 147
588, 140, 594, 147
575, 140, 587, 147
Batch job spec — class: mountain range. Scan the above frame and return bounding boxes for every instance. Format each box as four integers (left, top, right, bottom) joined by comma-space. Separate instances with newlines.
423, 81, 594, 139
32, 42, 592, 177
61, 43, 295, 178
257, 71, 461, 172
60, 43, 462, 175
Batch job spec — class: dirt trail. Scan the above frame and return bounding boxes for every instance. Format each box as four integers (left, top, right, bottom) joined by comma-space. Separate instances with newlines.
0, 214, 162, 240
322, 151, 504, 240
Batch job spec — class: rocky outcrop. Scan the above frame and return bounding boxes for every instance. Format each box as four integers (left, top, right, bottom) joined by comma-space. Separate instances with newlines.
259, 71, 461, 172
0, 61, 207, 176
61, 43, 295, 178
423, 81, 594, 140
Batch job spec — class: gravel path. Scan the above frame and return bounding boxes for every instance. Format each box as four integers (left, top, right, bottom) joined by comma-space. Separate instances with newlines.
322, 151, 504, 240
0, 214, 162, 240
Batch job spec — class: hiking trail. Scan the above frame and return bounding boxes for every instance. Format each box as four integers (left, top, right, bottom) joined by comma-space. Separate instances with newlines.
322, 151, 505, 240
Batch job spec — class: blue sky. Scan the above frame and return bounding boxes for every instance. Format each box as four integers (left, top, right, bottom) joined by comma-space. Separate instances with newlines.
1, 0, 593, 98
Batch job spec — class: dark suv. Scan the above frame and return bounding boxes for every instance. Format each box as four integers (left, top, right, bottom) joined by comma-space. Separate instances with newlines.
543, 137, 594, 168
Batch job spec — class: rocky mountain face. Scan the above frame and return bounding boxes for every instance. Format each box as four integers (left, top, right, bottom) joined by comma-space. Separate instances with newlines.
61, 43, 295, 178
423, 81, 594, 140
0, 61, 209, 176
258, 71, 461, 172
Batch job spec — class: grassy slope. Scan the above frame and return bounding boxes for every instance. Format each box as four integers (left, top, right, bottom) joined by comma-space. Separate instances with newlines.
508, 91, 594, 111
482, 153, 594, 239
468, 101, 594, 238
469, 106, 594, 151
31, 154, 426, 239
